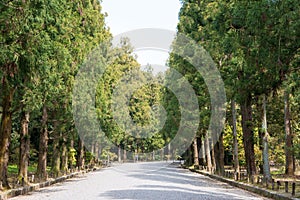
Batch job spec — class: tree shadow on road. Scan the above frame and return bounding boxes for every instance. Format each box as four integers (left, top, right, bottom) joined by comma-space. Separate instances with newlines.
126, 163, 228, 188
100, 187, 261, 200
101, 163, 264, 200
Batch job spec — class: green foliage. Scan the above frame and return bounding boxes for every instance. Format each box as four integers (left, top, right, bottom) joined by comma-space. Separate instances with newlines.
0, 0, 112, 182
100, 148, 117, 161
95, 39, 168, 155
8, 164, 36, 175
175, 0, 299, 173
85, 151, 94, 164
9, 130, 19, 164
68, 148, 77, 167
223, 117, 245, 165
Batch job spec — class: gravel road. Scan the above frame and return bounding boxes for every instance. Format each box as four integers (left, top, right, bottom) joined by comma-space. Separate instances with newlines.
11, 162, 271, 200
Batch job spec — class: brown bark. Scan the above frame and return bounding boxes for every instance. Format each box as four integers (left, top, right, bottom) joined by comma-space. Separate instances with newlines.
94, 142, 99, 163
231, 100, 240, 180
241, 95, 257, 178
214, 133, 225, 176
69, 137, 75, 170
193, 137, 199, 168
51, 121, 61, 178
284, 91, 294, 176
199, 138, 206, 166
61, 134, 68, 174
211, 137, 216, 173
0, 87, 14, 188
37, 105, 48, 180
204, 135, 212, 173
187, 145, 193, 166
77, 137, 85, 170
219, 135, 225, 175
89, 142, 95, 166
19, 111, 30, 185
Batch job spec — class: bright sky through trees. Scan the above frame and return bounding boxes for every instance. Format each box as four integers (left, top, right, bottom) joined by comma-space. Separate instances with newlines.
102, 0, 182, 74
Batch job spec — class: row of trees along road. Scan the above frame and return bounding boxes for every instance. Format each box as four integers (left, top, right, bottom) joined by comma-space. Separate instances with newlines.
0, 0, 172, 190
169, 0, 299, 182
0, 0, 112, 188
0, 0, 299, 191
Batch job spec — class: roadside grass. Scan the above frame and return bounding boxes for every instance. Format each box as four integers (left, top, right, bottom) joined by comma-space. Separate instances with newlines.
8, 164, 51, 176
271, 166, 285, 176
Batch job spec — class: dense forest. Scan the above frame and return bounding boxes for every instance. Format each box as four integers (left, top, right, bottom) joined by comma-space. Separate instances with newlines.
0, 0, 299, 191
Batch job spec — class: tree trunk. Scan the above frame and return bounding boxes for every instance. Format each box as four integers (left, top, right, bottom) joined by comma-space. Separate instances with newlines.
123, 149, 127, 162
220, 135, 225, 175
262, 94, 272, 182
258, 125, 264, 175
284, 91, 294, 176
51, 133, 60, 177
51, 122, 61, 178
61, 134, 68, 175
240, 95, 257, 178
199, 137, 206, 166
205, 134, 212, 173
214, 133, 225, 176
187, 145, 193, 166
118, 145, 121, 163
168, 143, 171, 161
152, 150, 155, 161
69, 137, 75, 170
37, 105, 48, 181
77, 137, 85, 170
231, 100, 240, 180
160, 148, 163, 161
94, 141, 99, 164
19, 111, 30, 185
0, 87, 14, 188
211, 137, 216, 173
90, 142, 95, 155
193, 137, 199, 168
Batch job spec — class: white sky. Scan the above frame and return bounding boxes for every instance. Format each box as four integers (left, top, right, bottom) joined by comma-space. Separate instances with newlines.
101, 0, 182, 74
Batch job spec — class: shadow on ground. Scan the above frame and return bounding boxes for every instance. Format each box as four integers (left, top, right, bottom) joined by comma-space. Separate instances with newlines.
101, 163, 263, 200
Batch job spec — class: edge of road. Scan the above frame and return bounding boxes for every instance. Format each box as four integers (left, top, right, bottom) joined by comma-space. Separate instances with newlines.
0, 167, 104, 200
184, 166, 299, 200
2, 162, 299, 200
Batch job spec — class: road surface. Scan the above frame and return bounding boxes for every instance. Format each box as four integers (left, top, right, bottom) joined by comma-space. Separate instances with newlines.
11, 162, 270, 200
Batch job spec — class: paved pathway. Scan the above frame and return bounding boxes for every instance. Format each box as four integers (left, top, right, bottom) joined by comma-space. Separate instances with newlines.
11, 162, 271, 200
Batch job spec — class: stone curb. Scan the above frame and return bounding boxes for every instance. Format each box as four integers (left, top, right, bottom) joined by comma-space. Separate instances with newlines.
0, 167, 102, 200
186, 167, 299, 200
